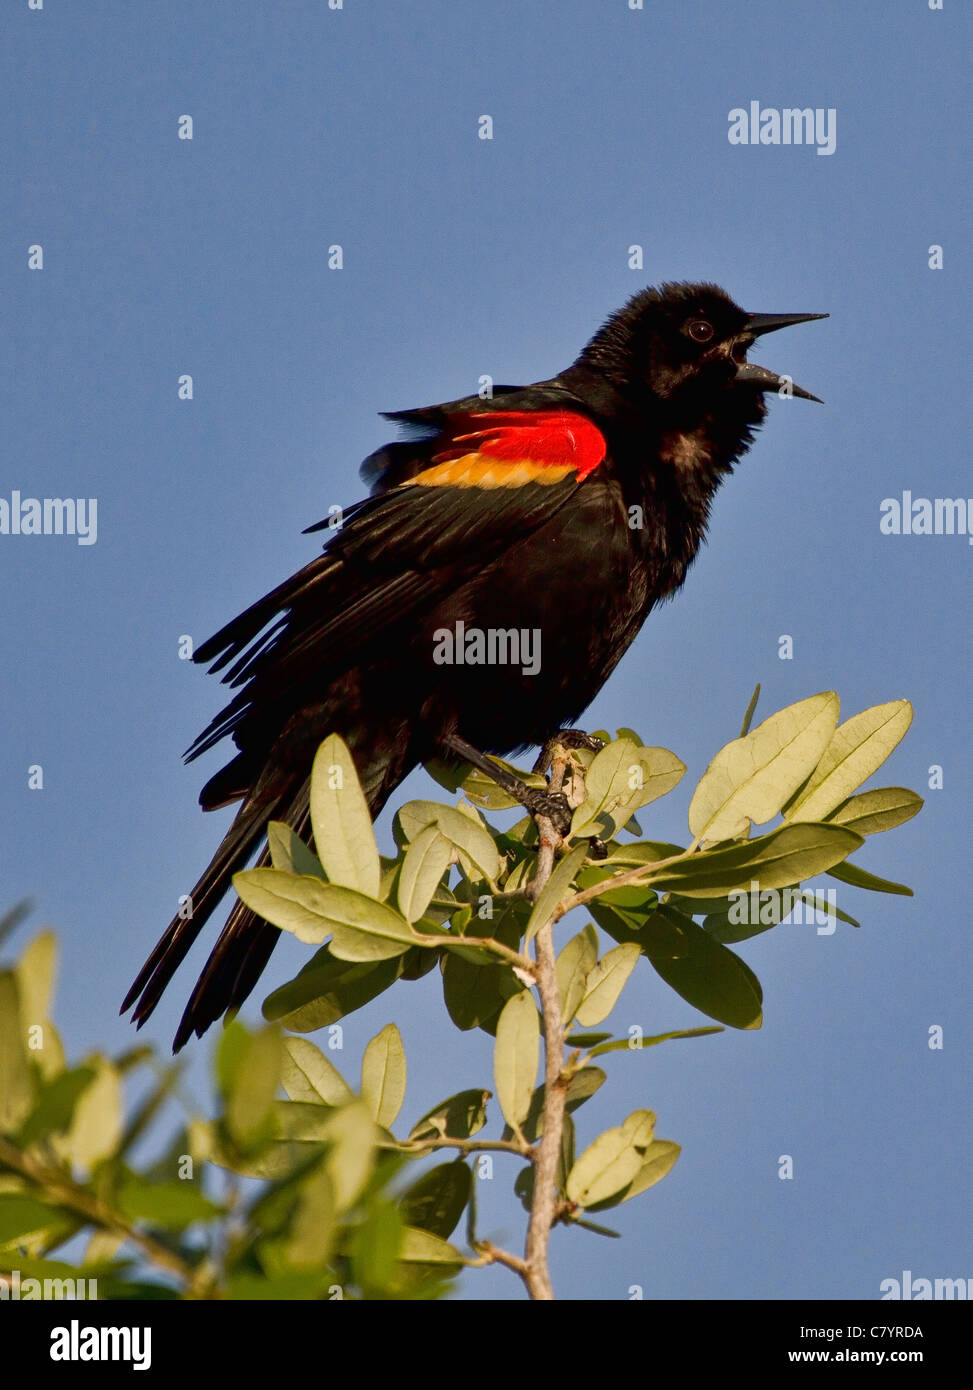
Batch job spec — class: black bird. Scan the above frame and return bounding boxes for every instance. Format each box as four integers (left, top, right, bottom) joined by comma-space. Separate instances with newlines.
123, 282, 826, 1050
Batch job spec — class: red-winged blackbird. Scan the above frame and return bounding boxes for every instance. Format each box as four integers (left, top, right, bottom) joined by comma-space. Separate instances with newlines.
123, 282, 826, 1050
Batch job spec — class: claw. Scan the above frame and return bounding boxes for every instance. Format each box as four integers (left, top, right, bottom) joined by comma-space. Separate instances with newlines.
523, 789, 573, 837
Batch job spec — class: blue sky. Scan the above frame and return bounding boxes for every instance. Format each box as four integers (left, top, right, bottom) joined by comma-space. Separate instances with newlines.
2, 0, 970, 1300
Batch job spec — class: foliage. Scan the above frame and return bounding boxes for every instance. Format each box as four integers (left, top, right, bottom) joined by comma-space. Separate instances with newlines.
0, 689, 921, 1298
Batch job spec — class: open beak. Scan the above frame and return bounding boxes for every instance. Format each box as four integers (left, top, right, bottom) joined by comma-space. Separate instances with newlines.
736, 310, 829, 403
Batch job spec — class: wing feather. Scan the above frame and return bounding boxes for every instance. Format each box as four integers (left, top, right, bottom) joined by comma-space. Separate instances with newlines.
186, 406, 607, 764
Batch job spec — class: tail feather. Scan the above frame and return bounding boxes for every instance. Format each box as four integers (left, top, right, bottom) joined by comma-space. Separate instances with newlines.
171, 794, 311, 1050
126, 723, 417, 1051
121, 783, 296, 1035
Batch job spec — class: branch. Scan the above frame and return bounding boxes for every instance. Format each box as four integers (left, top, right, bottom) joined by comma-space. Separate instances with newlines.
521, 748, 577, 1301
551, 847, 693, 923
413, 930, 535, 975
471, 1240, 529, 1277
396, 1136, 533, 1159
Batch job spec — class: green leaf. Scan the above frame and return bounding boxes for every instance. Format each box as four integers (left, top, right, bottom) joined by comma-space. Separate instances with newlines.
423, 757, 473, 795
493, 991, 539, 1134
826, 786, 923, 837
409, 1089, 490, 1142
267, 820, 326, 877
557, 1111, 576, 1195
599, 839, 687, 866
60, 1057, 123, 1170
309, 734, 381, 897
351, 1201, 401, 1290
614, 726, 644, 746
398, 1226, 463, 1265
361, 1023, 407, 1129
449, 756, 546, 811
0, 1194, 65, 1248
566, 1109, 656, 1208
586, 1139, 681, 1210
650, 822, 864, 898
644, 911, 762, 1029
263, 952, 401, 1031
442, 908, 525, 1032
0, 972, 33, 1134
740, 683, 761, 737
573, 1218, 622, 1238
224, 1026, 283, 1151
284, 1167, 336, 1271
702, 886, 860, 943
689, 692, 840, 841
216, 1020, 248, 1101
572, 739, 686, 834
571, 740, 686, 839
323, 1100, 377, 1212
19, 1066, 97, 1147
555, 926, 598, 1024
14, 930, 57, 1030
525, 843, 588, 942
397, 825, 453, 922
786, 701, 913, 823
115, 1176, 222, 1230
587, 1026, 722, 1057
190, 1118, 308, 1181
400, 1160, 471, 1239
827, 860, 914, 897
233, 870, 416, 959
797, 890, 860, 928
272, 1100, 335, 1141
575, 943, 641, 1027
397, 801, 500, 883
281, 1037, 353, 1106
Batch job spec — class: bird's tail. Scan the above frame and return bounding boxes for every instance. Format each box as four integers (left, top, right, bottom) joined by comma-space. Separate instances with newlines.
122, 726, 416, 1051
120, 776, 304, 1049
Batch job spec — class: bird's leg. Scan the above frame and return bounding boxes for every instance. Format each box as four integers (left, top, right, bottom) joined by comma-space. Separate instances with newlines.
442, 733, 574, 836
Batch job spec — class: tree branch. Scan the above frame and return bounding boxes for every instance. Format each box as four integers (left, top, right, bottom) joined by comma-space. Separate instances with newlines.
521, 748, 578, 1300
396, 1136, 533, 1159
551, 847, 693, 923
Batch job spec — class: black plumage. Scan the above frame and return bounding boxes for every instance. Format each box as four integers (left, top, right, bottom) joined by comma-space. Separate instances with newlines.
122, 281, 825, 1050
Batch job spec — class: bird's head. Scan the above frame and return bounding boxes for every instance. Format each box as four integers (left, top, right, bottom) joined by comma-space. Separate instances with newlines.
575, 281, 827, 412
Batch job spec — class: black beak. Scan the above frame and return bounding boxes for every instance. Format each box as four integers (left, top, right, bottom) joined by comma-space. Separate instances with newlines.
736, 310, 828, 403
745, 311, 829, 337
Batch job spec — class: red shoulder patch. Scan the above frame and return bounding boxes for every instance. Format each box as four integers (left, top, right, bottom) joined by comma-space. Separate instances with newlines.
434, 410, 606, 481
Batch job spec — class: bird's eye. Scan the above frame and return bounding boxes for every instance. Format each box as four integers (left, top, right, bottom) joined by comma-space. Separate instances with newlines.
687, 320, 715, 343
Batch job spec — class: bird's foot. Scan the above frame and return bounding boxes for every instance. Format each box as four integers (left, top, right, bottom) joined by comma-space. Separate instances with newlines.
442, 730, 598, 844
522, 788, 574, 837
532, 728, 606, 775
